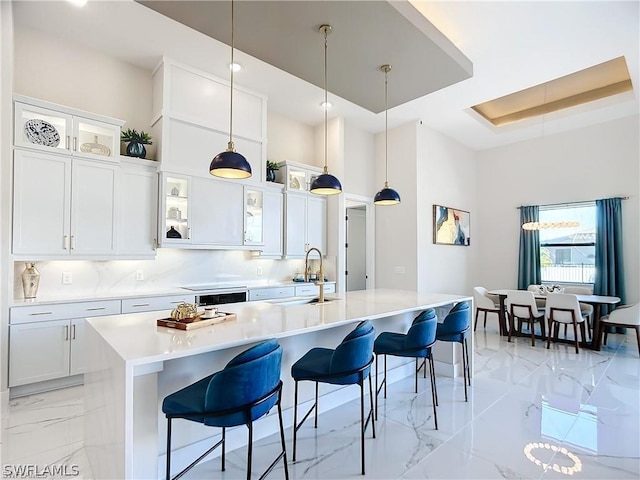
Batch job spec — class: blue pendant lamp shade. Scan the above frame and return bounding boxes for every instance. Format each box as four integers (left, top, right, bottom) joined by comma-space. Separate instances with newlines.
210, 0, 252, 179
310, 25, 342, 196
374, 65, 400, 206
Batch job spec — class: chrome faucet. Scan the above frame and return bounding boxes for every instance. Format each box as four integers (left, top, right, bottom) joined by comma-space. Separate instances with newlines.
304, 247, 325, 303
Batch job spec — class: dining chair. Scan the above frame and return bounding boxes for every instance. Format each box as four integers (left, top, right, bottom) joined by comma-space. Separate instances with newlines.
473, 286, 501, 331
563, 286, 594, 339
597, 303, 640, 356
545, 293, 588, 354
436, 301, 471, 402
373, 308, 438, 427
506, 290, 546, 346
291, 320, 375, 475
162, 339, 288, 480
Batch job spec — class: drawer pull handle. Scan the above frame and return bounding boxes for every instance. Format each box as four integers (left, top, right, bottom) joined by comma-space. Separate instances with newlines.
64, 325, 69, 341
86, 307, 106, 311
71, 324, 76, 340
29, 311, 53, 316
170, 301, 185, 304
131, 303, 150, 307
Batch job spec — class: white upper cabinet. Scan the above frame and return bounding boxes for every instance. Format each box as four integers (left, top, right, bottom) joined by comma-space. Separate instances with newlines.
284, 191, 327, 258
151, 58, 267, 184
118, 159, 158, 257
13, 151, 117, 257
14, 96, 123, 162
261, 188, 284, 258
190, 176, 244, 246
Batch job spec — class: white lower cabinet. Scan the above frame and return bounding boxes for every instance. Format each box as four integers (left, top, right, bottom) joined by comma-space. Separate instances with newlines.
248, 286, 295, 301
121, 294, 196, 314
9, 300, 120, 388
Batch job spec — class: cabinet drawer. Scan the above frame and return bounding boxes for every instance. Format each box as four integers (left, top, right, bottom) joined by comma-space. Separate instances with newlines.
10, 299, 121, 324
323, 283, 336, 294
295, 285, 319, 296
249, 286, 295, 301
121, 294, 195, 314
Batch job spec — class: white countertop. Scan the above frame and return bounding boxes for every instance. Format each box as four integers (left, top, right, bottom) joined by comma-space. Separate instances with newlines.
87, 289, 470, 367
10, 280, 336, 307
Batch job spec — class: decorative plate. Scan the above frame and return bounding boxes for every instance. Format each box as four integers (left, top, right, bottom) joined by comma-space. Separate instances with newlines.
24, 119, 61, 147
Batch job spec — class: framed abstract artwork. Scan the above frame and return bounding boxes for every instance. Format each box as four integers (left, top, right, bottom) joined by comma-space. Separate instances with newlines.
433, 204, 470, 246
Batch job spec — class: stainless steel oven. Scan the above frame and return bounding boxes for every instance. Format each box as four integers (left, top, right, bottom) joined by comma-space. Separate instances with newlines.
181, 285, 248, 306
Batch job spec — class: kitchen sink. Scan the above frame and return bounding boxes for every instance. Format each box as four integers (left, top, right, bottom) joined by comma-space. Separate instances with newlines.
271, 297, 335, 307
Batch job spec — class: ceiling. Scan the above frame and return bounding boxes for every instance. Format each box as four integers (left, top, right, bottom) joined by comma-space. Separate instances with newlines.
137, 0, 473, 114
11, 1, 640, 151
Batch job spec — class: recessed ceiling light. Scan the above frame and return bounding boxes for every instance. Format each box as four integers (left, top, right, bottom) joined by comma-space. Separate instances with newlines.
320, 101, 333, 109
229, 63, 242, 72
472, 56, 633, 127
67, 0, 88, 6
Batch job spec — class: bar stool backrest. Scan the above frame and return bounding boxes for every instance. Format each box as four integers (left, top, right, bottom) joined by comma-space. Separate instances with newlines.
404, 308, 437, 351
331, 320, 375, 376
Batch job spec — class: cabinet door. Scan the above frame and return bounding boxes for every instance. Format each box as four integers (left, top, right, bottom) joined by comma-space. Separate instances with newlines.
69, 319, 85, 376
307, 195, 327, 253
191, 177, 243, 246
70, 159, 118, 255
262, 190, 283, 257
73, 116, 120, 161
244, 188, 264, 245
162, 175, 191, 244
12, 150, 71, 255
9, 320, 70, 387
119, 164, 158, 256
14, 102, 72, 154
285, 193, 307, 257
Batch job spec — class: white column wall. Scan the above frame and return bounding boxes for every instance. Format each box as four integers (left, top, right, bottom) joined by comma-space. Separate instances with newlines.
375, 122, 418, 290
416, 123, 478, 296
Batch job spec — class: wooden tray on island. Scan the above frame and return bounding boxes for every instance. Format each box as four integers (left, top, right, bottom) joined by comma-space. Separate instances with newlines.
157, 312, 237, 330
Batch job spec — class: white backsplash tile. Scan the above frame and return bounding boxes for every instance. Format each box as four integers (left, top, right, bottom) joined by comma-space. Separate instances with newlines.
13, 250, 336, 301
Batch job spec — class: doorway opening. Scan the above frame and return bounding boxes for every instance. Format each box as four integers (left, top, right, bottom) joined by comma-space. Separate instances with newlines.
346, 205, 367, 291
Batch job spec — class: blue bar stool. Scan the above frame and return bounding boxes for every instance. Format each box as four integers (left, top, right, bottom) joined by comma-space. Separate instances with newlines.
291, 320, 375, 475
436, 301, 471, 402
373, 308, 438, 428
162, 339, 289, 480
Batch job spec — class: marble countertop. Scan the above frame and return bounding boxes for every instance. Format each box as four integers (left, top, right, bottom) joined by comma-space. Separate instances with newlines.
87, 289, 471, 367
10, 280, 336, 307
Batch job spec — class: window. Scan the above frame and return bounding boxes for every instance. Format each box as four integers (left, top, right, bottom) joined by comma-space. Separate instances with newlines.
539, 203, 595, 284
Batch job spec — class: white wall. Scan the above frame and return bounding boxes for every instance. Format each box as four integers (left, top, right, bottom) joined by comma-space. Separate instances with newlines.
266, 111, 316, 166
416, 123, 477, 296
375, 121, 418, 290
13, 26, 156, 158
343, 122, 375, 198
476, 115, 640, 303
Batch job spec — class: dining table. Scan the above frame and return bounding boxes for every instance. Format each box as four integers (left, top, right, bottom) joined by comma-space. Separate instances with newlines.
487, 289, 621, 350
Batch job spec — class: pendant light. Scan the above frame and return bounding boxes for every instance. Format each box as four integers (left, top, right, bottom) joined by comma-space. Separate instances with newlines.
209, 0, 252, 179
310, 25, 342, 195
374, 65, 401, 206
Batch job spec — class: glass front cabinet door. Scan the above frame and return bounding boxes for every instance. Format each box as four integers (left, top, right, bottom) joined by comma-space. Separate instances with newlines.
163, 175, 190, 244
244, 188, 264, 245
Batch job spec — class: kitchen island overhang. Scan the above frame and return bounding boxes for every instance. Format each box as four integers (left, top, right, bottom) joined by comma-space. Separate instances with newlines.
84, 289, 472, 479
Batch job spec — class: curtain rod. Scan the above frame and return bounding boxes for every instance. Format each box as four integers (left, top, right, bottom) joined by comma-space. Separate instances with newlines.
517, 197, 629, 209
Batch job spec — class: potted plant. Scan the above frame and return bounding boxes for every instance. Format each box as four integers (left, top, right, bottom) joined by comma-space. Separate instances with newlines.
121, 128, 153, 159
266, 160, 280, 182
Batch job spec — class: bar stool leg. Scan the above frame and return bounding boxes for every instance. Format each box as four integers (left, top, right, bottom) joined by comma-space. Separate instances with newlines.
292, 381, 299, 462
368, 373, 376, 438
314, 382, 319, 428
276, 393, 290, 480
246, 422, 253, 480
166, 417, 172, 480
375, 355, 379, 420
461, 341, 468, 402
428, 354, 438, 430
221, 427, 226, 471
360, 380, 366, 475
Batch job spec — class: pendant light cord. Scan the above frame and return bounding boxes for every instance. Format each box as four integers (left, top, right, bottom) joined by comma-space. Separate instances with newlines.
384, 67, 389, 187
228, 0, 235, 150
323, 26, 328, 175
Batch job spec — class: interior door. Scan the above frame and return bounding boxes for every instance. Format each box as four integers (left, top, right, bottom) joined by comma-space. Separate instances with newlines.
346, 207, 367, 291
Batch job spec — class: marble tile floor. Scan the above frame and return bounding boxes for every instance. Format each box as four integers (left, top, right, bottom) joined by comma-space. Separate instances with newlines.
1, 326, 638, 479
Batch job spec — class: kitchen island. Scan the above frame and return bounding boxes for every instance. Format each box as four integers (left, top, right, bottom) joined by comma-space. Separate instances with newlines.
84, 289, 471, 479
